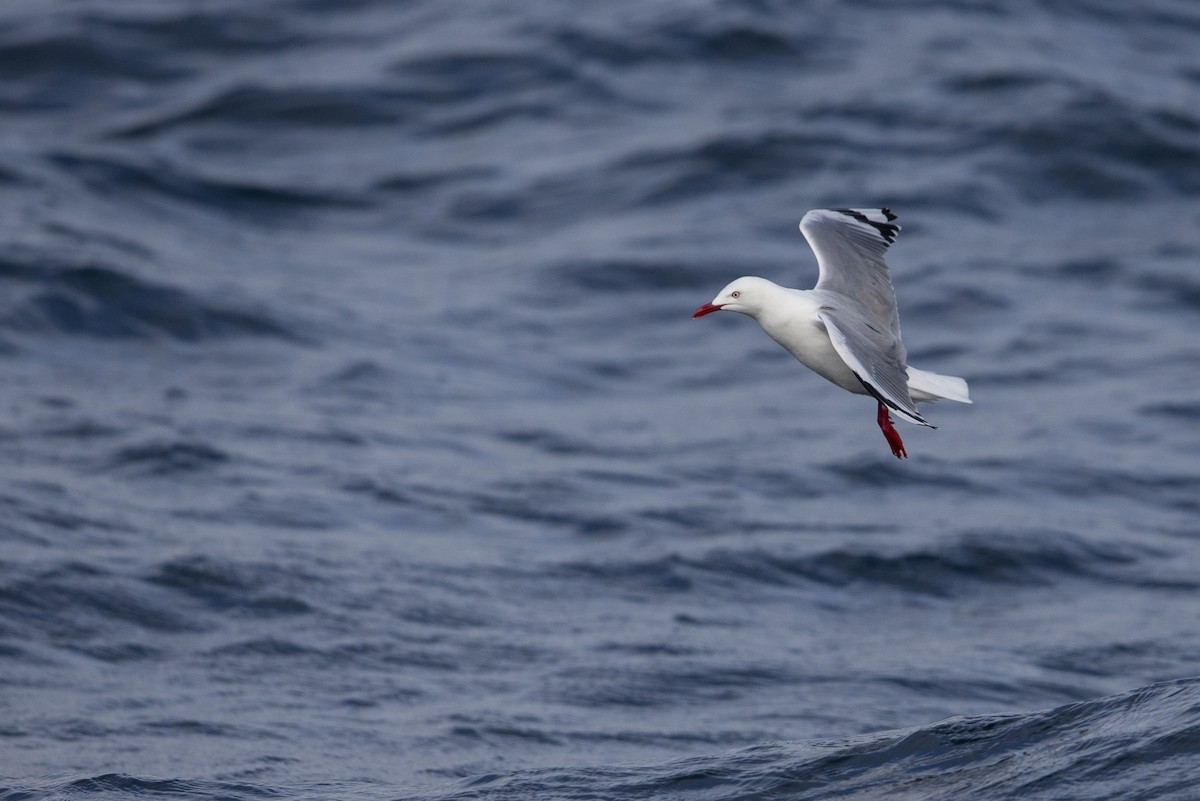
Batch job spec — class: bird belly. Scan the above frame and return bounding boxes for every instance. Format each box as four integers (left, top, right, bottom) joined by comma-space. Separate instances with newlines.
759, 313, 867, 395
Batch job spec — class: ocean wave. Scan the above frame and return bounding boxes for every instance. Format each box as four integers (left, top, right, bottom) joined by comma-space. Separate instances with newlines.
444, 130, 831, 228
546, 256, 736, 294
16, 773, 278, 800
0, 561, 202, 640
107, 84, 404, 139
106, 441, 231, 477
982, 96, 1200, 200
551, 530, 1145, 600
18, 678, 1194, 800
0, 29, 186, 112
145, 555, 315, 617
1006, 462, 1200, 516
49, 151, 368, 217
0, 261, 298, 343
542, 661, 799, 710
423, 677, 1200, 801
548, 16, 814, 66
94, 8, 315, 54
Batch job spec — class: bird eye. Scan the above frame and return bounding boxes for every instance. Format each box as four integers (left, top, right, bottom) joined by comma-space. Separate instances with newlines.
731, 290, 741, 298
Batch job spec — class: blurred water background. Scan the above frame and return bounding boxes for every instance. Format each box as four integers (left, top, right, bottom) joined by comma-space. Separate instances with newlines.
3, 1, 1200, 799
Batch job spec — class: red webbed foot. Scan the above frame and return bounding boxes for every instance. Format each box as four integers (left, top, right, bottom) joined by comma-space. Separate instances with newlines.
877, 402, 907, 459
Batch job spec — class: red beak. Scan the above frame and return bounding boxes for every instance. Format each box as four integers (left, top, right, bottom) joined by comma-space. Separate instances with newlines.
692, 303, 724, 318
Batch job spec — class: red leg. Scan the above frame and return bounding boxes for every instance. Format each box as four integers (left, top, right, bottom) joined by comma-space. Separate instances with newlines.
877, 402, 907, 459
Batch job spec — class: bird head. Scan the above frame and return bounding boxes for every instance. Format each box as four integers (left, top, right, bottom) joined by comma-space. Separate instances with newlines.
692, 276, 776, 319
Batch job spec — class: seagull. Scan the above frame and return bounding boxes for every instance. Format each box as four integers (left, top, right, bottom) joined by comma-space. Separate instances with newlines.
692, 208, 970, 458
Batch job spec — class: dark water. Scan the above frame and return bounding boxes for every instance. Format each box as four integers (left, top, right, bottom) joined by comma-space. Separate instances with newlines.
3, 0, 1200, 798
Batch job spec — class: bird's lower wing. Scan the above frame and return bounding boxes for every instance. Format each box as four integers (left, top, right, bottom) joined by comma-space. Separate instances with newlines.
818, 309, 931, 427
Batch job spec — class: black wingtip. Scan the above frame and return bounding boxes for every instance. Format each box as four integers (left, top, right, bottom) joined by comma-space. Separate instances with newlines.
833, 208, 900, 245
852, 370, 932, 427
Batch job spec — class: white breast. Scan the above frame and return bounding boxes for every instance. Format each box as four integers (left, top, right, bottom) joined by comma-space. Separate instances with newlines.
754, 291, 868, 396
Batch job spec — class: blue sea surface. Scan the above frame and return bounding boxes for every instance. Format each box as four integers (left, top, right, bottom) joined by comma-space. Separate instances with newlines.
3, 1, 1200, 799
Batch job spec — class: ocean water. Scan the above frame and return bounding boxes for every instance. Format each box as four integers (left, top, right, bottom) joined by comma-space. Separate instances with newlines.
3, 0, 1200, 798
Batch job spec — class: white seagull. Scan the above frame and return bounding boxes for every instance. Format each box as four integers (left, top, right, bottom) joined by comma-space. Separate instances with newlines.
692, 208, 971, 458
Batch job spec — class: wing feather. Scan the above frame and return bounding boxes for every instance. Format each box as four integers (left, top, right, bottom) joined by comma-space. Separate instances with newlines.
800, 209, 902, 339
818, 308, 931, 427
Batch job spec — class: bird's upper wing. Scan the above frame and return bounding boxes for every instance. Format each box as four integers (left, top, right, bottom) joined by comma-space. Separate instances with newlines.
817, 307, 930, 427
800, 208, 902, 339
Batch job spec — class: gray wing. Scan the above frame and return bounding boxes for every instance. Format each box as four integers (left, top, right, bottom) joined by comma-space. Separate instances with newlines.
817, 307, 931, 427
799, 208, 903, 339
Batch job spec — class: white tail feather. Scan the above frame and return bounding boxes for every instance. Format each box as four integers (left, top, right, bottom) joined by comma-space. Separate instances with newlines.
907, 366, 971, 404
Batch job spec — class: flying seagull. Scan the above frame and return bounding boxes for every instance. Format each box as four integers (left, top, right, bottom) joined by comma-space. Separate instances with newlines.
692, 208, 971, 458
